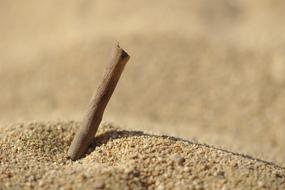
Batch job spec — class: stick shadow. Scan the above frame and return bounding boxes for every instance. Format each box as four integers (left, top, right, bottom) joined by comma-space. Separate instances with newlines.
84, 128, 285, 170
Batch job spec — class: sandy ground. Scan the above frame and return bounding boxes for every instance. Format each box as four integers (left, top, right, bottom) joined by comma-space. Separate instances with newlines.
1, 122, 285, 190
1, 0, 285, 189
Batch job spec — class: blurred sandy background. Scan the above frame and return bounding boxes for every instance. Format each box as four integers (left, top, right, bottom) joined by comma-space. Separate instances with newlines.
0, 0, 285, 166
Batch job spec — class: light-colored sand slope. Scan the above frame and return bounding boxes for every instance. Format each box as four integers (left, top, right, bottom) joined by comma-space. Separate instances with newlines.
0, 122, 284, 190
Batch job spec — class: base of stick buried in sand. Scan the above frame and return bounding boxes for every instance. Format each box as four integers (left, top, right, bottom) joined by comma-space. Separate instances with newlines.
68, 43, 130, 161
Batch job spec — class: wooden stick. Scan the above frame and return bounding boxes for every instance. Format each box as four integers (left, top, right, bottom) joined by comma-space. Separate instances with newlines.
68, 43, 130, 160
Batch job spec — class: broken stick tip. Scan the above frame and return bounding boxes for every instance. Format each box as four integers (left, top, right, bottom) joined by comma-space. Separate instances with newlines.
114, 41, 130, 62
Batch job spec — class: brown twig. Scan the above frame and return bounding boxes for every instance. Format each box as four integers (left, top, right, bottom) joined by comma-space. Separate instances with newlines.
68, 43, 130, 160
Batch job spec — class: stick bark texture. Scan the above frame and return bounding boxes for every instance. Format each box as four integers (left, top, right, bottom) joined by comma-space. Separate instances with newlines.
68, 44, 130, 160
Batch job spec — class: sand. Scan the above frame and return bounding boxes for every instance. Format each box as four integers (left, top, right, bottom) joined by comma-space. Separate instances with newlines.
1, 1, 285, 189
1, 1, 285, 166
1, 122, 284, 190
